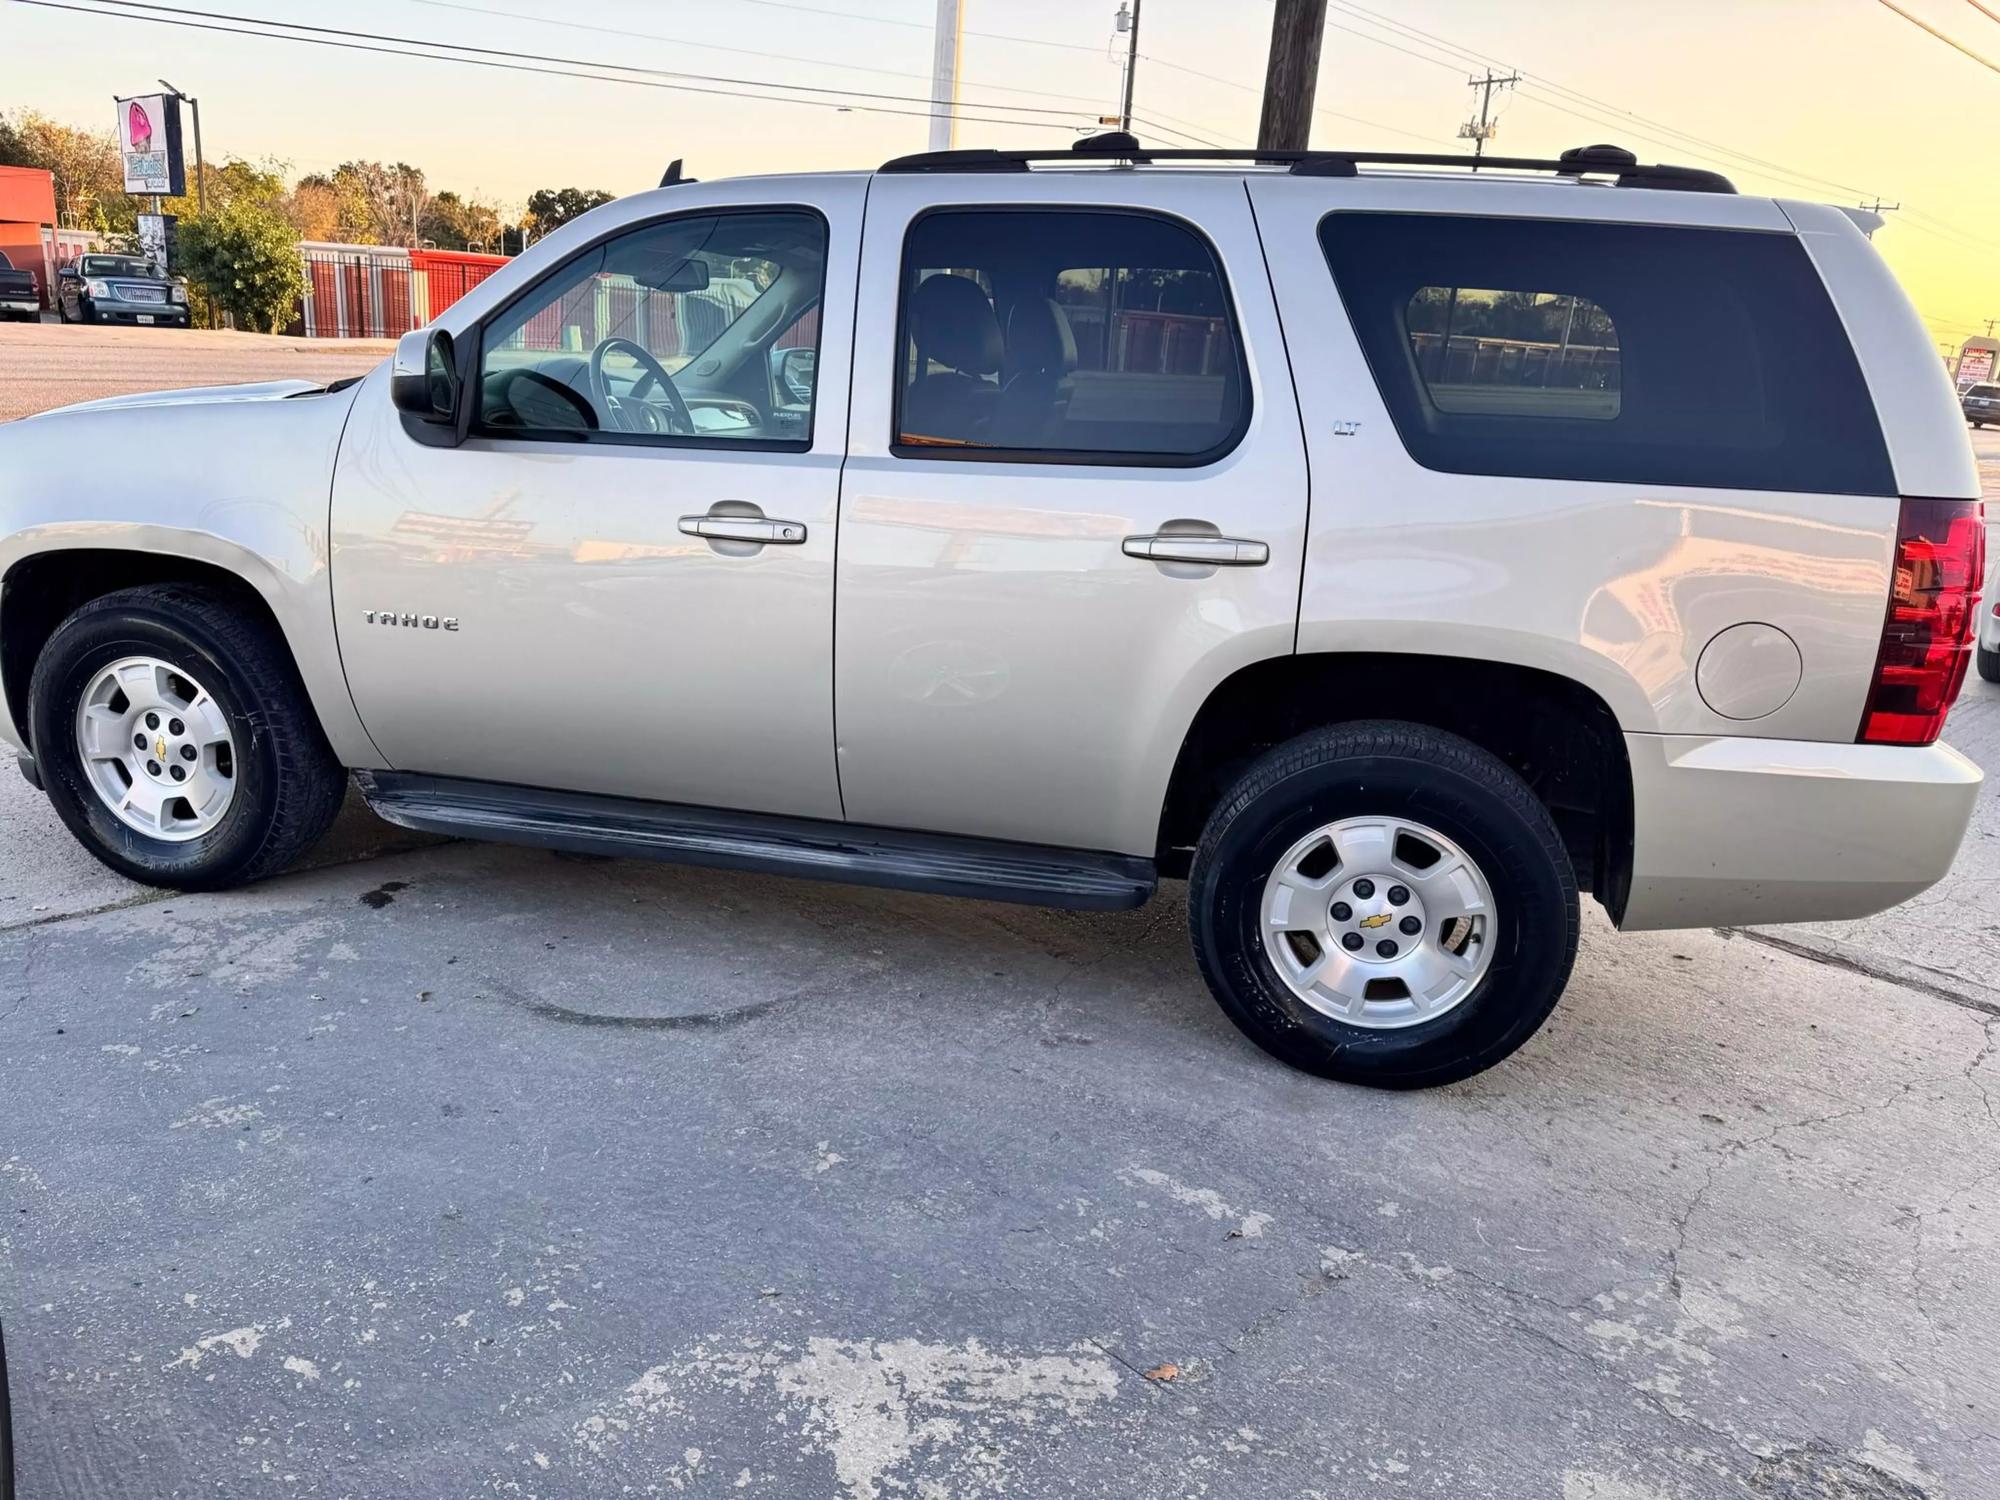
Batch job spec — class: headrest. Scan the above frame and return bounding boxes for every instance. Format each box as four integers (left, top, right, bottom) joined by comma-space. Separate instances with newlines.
1003, 297, 1078, 377
909, 273, 1003, 377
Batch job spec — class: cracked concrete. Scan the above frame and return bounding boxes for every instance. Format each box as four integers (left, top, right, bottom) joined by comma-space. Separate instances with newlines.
3, 712, 1999, 1496
0, 423, 1995, 1495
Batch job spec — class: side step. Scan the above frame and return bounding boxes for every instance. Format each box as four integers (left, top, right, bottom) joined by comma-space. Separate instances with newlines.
354, 771, 1157, 912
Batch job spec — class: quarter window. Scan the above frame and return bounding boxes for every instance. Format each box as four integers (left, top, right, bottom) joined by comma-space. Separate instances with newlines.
895, 209, 1248, 462
1321, 213, 1895, 496
476, 210, 826, 447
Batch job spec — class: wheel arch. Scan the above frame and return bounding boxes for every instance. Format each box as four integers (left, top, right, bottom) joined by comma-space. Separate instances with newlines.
0, 544, 378, 767
1156, 651, 1634, 921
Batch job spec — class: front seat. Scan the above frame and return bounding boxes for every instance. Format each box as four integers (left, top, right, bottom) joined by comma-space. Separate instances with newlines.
900, 273, 1002, 446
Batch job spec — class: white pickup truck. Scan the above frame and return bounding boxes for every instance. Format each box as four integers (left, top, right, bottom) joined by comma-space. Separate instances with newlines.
0, 139, 1983, 1087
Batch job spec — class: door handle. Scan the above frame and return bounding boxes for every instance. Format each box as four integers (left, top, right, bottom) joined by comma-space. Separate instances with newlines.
1122, 533, 1269, 567
678, 514, 807, 545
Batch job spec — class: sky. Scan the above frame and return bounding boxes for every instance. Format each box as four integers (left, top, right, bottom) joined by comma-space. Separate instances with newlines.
3, 0, 1997, 351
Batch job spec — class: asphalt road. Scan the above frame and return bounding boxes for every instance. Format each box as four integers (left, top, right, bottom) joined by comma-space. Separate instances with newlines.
1, 328, 1999, 1499
0, 321, 393, 422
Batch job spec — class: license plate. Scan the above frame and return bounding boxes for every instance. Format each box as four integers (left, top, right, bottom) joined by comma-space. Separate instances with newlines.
136, 314, 154, 324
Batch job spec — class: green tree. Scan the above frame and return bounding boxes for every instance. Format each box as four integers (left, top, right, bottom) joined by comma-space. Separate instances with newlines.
526, 186, 614, 235
0, 113, 29, 168
7, 111, 127, 230
175, 197, 305, 334
420, 190, 504, 251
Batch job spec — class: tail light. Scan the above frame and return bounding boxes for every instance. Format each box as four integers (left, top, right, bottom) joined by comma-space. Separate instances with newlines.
1857, 498, 1985, 746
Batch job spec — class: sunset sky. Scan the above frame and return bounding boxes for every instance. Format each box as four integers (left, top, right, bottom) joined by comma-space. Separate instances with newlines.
4, 0, 1997, 353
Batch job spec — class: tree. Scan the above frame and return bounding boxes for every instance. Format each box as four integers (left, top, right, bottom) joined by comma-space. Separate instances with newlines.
420, 190, 504, 252
290, 171, 376, 243
7, 111, 127, 231
328, 160, 430, 247
175, 198, 306, 334
526, 187, 614, 235
0, 113, 29, 168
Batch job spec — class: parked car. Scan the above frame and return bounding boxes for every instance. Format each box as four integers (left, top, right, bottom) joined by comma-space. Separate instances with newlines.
0, 139, 1985, 1087
0, 252, 37, 322
54, 253, 189, 328
1965, 382, 2000, 427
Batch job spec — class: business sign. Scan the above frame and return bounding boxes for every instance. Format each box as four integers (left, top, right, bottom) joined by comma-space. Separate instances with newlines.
1958, 343, 1996, 390
116, 94, 186, 197
135, 212, 176, 276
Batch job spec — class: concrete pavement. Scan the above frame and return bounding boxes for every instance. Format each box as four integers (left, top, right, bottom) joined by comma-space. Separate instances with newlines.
0, 338, 1997, 1497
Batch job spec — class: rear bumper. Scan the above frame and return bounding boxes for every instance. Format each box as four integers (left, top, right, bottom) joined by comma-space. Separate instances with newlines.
0, 296, 38, 315
1619, 733, 1982, 931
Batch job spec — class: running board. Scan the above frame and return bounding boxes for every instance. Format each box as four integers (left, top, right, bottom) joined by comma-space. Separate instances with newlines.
354, 772, 1156, 911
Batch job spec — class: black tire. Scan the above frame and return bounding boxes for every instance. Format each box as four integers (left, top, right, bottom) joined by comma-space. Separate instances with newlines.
0, 1319, 12, 1500
1979, 642, 2000, 684
1189, 720, 1579, 1089
27, 585, 346, 890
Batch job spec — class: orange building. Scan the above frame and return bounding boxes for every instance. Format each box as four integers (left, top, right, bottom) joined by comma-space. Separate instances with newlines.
0, 165, 58, 309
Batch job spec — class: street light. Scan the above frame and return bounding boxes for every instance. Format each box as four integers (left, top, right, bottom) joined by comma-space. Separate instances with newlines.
157, 78, 204, 215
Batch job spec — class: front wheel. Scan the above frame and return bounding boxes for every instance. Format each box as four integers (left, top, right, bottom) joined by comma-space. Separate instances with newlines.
27, 585, 347, 890
1979, 642, 2000, 684
1188, 721, 1579, 1089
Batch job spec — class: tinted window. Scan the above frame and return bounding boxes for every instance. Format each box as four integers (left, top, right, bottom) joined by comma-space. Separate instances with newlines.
1321, 213, 1894, 496
895, 209, 1247, 462
477, 210, 825, 447
1969, 385, 2000, 400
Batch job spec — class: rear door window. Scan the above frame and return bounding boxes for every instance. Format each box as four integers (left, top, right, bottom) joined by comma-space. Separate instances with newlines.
894, 208, 1248, 464
1320, 213, 1894, 496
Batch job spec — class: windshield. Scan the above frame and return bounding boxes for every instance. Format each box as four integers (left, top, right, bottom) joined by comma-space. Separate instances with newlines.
81, 255, 154, 278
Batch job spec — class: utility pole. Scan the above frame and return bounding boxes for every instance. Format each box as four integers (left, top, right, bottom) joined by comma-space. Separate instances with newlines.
1116, 0, 1143, 134
928, 0, 964, 152
158, 78, 203, 214
1458, 70, 1518, 163
1257, 0, 1328, 151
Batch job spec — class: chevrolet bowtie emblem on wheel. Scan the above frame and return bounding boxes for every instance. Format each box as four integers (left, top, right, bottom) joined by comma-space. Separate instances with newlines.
154, 736, 167, 760
1357, 913, 1394, 929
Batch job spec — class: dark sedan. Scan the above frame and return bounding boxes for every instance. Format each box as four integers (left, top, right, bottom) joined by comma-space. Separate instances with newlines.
55, 254, 190, 328
1964, 382, 2000, 428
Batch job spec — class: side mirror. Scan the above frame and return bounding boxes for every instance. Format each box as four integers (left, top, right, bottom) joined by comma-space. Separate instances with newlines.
772, 345, 816, 403
391, 328, 460, 427
57, 268, 79, 281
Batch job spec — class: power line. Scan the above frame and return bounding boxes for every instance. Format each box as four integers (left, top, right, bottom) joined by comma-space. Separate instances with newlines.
20, 0, 1106, 123
13, 0, 1099, 131
398, 0, 1126, 116
1136, 52, 1441, 144
1873, 0, 2000, 73
1967, 0, 2000, 24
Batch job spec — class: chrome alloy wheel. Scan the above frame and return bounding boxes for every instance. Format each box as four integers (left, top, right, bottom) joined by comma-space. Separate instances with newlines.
1259, 816, 1496, 1029
73, 656, 236, 842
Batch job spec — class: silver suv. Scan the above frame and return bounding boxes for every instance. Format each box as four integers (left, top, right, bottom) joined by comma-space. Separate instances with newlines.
0, 141, 1984, 1087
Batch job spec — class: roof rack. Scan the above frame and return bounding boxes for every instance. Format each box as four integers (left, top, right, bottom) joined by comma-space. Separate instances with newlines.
877, 136, 1736, 195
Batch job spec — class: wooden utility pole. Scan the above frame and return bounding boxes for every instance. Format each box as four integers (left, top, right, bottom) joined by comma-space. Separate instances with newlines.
1257, 0, 1328, 151
1118, 0, 1144, 133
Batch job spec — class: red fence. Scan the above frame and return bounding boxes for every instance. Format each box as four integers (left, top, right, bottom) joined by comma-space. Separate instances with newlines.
295, 243, 509, 338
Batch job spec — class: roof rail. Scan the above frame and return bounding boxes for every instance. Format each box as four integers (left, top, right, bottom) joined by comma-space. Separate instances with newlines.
877, 137, 1736, 194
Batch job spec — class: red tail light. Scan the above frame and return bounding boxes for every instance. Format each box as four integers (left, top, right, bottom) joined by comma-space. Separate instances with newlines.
1857, 498, 1985, 746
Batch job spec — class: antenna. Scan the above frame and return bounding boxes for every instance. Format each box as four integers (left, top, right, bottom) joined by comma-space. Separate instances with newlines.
659, 159, 696, 188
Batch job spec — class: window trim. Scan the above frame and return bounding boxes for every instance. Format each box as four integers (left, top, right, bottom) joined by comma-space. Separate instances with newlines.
469, 203, 831, 455
1317, 208, 1897, 498
888, 204, 1254, 470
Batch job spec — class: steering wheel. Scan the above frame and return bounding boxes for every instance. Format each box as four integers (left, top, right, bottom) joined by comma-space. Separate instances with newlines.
589, 336, 696, 436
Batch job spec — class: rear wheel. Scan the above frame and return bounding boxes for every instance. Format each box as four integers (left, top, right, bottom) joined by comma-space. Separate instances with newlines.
27, 585, 346, 890
1188, 720, 1579, 1089
1979, 642, 2000, 684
